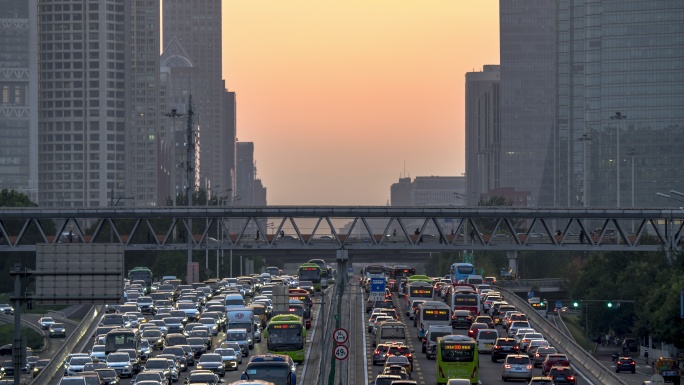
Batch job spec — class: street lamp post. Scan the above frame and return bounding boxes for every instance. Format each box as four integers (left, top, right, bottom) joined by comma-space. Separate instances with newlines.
610, 112, 627, 207
628, 148, 636, 233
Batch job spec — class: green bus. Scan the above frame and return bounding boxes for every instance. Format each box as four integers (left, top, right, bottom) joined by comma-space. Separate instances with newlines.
263, 314, 306, 363
128, 266, 153, 294
436, 336, 479, 384
298, 263, 322, 291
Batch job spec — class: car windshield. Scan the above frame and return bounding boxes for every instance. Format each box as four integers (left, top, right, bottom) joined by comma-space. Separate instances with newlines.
186, 337, 205, 345
226, 332, 246, 340
216, 348, 235, 356
145, 360, 167, 369
71, 357, 91, 365
244, 364, 290, 385
507, 356, 530, 364
200, 354, 221, 363
107, 353, 128, 363
189, 373, 218, 382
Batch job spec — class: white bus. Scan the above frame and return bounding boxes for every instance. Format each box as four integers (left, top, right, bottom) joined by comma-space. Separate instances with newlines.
404, 281, 434, 316
417, 301, 452, 340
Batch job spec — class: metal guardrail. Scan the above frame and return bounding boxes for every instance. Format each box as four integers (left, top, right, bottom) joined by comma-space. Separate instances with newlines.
30, 305, 102, 384
495, 286, 627, 385
0, 313, 47, 352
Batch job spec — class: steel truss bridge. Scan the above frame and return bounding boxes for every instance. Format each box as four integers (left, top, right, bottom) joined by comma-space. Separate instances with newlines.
0, 207, 682, 254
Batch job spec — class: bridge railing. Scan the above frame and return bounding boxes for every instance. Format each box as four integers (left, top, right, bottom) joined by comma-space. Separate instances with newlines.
495, 286, 627, 385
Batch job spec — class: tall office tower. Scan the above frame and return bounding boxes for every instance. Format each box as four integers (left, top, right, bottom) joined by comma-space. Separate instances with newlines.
125, 0, 160, 207
235, 141, 254, 205
499, 0, 557, 207
221, 87, 237, 195
556, 0, 684, 208
163, 0, 224, 190
0, 0, 38, 202
37, 0, 128, 207
465, 65, 500, 206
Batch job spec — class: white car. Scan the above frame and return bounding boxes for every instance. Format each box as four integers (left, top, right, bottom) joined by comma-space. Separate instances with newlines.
89, 344, 106, 363
0, 304, 14, 315
38, 316, 55, 329
64, 355, 92, 376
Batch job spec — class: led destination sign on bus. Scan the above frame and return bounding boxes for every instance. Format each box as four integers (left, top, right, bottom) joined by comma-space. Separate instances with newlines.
411, 289, 433, 295
454, 296, 478, 304
301, 267, 318, 271
271, 324, 298, 329
443, 343, 472, 350
424, 310, 448, 315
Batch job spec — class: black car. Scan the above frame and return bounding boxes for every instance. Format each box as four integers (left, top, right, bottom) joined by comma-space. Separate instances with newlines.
451, 310, 473, 329
0, 345, 10, 356
547, 365, 576, 384
615, 356, 636, 373
491, 337, 521, 362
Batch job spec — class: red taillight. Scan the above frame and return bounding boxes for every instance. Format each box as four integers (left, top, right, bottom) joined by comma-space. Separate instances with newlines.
567, 376, 575, 381
504, 364, 511, 369
630, 361, 635, 365
526, 364, 532, 369
373, 350, 379, 355
494, 345, 500, 349
535, 353, 540, 358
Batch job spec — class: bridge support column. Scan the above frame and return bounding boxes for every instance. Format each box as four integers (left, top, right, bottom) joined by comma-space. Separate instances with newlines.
336, 249, 348, 287
507, 250, 519, 278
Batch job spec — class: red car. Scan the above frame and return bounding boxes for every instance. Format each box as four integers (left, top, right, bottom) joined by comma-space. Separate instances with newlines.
542, 354, 570, 375
467, 322, 488, 338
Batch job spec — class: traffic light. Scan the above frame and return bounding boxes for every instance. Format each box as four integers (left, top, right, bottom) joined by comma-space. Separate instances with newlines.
573, 301, 579, 308
607, 302, 613, 308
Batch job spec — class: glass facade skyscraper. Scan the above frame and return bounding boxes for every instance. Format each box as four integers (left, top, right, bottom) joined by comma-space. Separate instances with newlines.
556, 0, 684, 208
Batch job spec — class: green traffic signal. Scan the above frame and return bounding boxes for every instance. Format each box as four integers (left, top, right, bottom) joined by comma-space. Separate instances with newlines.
607, 302, 613, 308
573, 301, 579, 308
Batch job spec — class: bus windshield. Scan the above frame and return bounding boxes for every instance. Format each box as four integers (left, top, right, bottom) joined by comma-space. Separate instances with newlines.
105, 330, 138, 354
298, 267, 320, 281
244, 363, 290, 385
422, 309, 450, 321
267, 324, 304, 350
380, 327, 406, 339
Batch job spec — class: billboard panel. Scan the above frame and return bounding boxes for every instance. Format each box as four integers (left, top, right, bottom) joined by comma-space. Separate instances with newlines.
35, 244, 124, 304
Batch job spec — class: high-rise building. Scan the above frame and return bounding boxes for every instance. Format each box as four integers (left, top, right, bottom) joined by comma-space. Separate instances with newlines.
499, 0, 557, 207
236, 141, 254, 205
37, 0, 129, 207
555, 0, 684, 208
0, 0, 37, 202
465, 65, 500, 206
125, 0, 160, 206
163, 0, 224, 191
389, 176, 465, 206
221, 87, 237, 195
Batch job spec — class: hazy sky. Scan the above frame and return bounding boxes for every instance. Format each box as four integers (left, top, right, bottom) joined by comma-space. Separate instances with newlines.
222, 1, 500, 205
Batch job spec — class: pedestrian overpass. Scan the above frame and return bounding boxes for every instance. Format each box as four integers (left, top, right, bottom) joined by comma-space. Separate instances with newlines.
0, 206, 681, 254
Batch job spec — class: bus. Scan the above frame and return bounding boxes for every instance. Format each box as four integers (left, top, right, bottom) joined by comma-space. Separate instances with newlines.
450, 263, 476, 285
530, 301, 548, 318
446, 285, 481, 316
436, 336, 479, 384
297, 263, 322, 292
265, 266, 281, 277
361, 264, 386, 279
128, 267, 153, 294
387, 265, 416, 280
104, 328, 140, 355
404, 281, 434, 316
417, 301, 452, 339
307, 259, 330, 287
263, 314, 306, 363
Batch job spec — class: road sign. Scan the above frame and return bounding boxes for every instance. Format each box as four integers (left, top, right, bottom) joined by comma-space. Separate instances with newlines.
370, 278, 386, 292
333, 328, 348, 344
555, 301, 563, 309
650, 374, 665, 385
334, 345, 349, 360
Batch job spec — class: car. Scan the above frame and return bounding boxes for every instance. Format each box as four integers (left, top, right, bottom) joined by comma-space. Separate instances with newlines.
144, 358, 172, 382
501, 354, 533, 382
0, 304, 13, 315
381, 365, 411, 380
526, 339, 550, 357
384, 355, 412, 376
58, 377, 88, 385
541, 353, 570, 375
218, 342, 243, 364
88, 345, 106, 363
186, 369, 222, 384
532, 346, 557, 367
373, 374, 402, 385
93, 368, 119, 385
49, 322, 67, 338
520, 333, 544, 351
38, 316, 56, 329
491, 337, 521, 362
132, 370, 169, 385
214, 348, 239, 371
65, 355, 93, 376
474, 315, 495, 329
0, 345, 11, 356
197, 353, 226, 376
548, 365, 576, 384
451, 310, 473, 329
467, 322, 488, 338
106, 352, 134, 378
615, 356, 636, 373
162, 346, 189, 372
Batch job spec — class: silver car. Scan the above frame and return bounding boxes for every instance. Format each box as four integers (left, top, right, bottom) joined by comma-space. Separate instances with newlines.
501, 354, 533, 382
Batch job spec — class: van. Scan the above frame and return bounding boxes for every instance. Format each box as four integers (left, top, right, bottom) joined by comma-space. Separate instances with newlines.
465, 275, 483, 285
225, 293, 246, 311
476, 328, 499, 353
423, 325, 452, 359
373, 320, 408, 347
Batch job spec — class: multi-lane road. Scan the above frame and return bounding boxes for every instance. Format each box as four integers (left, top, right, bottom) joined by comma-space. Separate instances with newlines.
22, 281, 662, 385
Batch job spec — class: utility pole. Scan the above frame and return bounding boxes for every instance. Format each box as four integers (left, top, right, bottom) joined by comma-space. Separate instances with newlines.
610, 112, 627, 207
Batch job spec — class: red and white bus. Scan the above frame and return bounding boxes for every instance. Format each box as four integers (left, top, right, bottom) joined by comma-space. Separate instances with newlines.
445, 284, 480, 316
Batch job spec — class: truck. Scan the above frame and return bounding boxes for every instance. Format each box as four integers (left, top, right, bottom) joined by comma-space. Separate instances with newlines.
655, 357, 681, 385
226, 307, 258, 349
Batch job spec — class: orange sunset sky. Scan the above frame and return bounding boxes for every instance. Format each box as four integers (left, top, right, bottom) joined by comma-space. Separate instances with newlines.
222, 1, 500, 205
